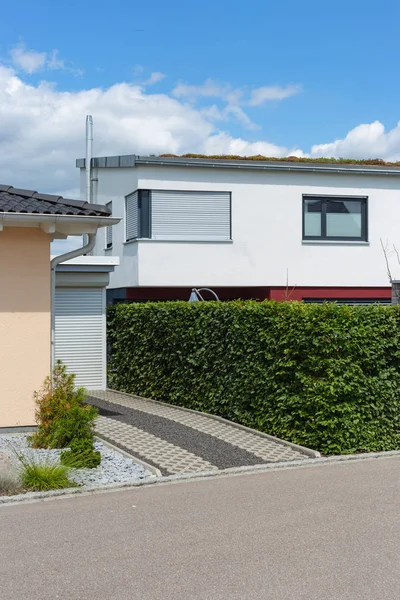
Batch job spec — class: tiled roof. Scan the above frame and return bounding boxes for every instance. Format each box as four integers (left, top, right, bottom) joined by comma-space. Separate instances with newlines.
0, 185, 111, 217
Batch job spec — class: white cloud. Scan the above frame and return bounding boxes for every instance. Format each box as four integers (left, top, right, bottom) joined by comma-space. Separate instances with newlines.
8, 43, 82, 76
248, 84, 302, 106
0, 65, 215, 193
202, 132, 303, 157
172, 78, 301, 129
47, 50, 84, 77
310, 121, 400, 160
141, 72, 166, 86
2, 63, 400, 203
173, 78, 301, 107
173, 79, 230, 101
10, 43, 46, 74
222, 105, 260, 131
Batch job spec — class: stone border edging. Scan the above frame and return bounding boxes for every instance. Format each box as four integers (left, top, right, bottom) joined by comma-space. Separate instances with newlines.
2, 448, 400, 506
94, 435, 162, 477
105, 389, 321, 459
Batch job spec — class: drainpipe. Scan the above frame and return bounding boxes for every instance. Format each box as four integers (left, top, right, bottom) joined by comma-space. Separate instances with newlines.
50, 233, 97, 372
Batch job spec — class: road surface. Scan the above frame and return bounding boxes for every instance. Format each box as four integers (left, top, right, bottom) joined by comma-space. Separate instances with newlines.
1, 457, 400, 599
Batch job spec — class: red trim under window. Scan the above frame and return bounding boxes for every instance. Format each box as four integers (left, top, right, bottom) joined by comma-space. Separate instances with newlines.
268, 287, 391, 302
122, 286, 391, 303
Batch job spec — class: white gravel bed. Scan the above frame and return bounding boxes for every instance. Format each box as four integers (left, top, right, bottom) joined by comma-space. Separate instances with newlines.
0, 433, 153, 491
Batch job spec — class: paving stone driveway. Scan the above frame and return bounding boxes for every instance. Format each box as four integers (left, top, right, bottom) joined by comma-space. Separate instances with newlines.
88, 390, 318, 476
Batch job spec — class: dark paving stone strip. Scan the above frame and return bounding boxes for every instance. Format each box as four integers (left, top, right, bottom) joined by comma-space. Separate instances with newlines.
87, 396, 265, 470
95, 432, 171, 477
96, 405, 122, 418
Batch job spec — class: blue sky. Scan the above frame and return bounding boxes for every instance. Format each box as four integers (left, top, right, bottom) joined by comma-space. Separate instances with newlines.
1, 0, 400, 201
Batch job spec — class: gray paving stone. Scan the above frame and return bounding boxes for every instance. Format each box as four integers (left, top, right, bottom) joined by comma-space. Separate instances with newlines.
91, 390, 308, 463
95, 416, 218, 475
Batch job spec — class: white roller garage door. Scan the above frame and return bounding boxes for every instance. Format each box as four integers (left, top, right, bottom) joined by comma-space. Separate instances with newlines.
55, 288, 106, 390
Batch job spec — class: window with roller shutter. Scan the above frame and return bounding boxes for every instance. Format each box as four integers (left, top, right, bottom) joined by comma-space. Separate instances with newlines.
124, 189, 231, 241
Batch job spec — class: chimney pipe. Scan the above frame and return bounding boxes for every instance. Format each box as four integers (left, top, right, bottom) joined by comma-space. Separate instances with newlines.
85, 115, 93, 204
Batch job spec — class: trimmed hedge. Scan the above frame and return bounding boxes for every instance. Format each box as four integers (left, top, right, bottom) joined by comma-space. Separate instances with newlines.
107, 301, 400, 455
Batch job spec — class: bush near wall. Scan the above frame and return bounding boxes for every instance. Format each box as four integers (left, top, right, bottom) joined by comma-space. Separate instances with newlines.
107, 301, 400, 455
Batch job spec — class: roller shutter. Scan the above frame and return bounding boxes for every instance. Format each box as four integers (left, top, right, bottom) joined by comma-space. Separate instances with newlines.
55, 288, 106, 389
151, 190, 231, 240
126, 191, 139, 241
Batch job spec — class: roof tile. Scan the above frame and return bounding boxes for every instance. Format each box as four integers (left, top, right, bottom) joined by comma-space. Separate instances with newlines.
9, 188, 37, 198
0, 185, 111, 217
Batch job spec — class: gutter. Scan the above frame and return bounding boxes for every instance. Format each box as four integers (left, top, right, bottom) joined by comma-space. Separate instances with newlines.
76, 155, 400, 177
50, 234, 97, 372
135, 156, 400, 176
0, 213, 118, 227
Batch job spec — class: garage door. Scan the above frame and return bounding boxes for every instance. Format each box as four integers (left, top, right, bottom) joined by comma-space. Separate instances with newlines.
55, 288, 106, 389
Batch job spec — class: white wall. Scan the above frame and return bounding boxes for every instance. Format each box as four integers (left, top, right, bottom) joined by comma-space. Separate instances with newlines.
82, 168, 139, 288
81, 164, 400, 289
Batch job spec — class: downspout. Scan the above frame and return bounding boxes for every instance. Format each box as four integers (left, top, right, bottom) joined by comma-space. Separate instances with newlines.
50, 233, 97, 372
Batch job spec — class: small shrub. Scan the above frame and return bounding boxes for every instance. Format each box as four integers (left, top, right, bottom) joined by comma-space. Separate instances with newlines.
30, 361, 98, 449
18, 455, 73, 491
49, 404, 98, 449
60, 438, 101, 469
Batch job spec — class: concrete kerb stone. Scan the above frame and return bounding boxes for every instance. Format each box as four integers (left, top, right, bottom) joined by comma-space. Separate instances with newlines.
2, 448, 400, 506
94, 435, 162, 477
105, 389, 321, 459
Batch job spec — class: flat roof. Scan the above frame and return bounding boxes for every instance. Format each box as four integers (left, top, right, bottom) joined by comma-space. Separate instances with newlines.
76, 155, 400, 176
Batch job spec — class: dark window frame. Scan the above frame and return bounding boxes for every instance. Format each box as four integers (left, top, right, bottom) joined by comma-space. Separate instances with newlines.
302, 194, 368, 241
138, 189, 151, 239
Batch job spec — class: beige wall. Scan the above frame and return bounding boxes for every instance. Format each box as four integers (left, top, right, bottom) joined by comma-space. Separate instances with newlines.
0, 228, 50, 427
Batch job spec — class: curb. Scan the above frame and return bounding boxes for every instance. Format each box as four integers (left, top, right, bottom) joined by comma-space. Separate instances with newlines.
2, 449, 400, 506
0, 426, 37, 434
95, 435, 162, 477
104, 388, 321, 459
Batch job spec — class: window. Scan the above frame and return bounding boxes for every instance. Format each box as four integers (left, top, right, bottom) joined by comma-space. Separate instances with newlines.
105, 202, 112, 248
125, 191, 151, 241
125, 189, 231, 241
303, 196, 367, 241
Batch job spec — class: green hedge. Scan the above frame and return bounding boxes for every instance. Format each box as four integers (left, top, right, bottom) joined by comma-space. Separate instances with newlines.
107, 301, 400, 455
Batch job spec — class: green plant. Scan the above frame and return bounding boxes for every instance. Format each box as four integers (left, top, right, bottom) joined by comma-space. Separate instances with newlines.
29, 361, 98, 449
0, 468, 23, 495
107, 301, 400, 455
17, 455, 73, 491
49, 404, 98, 449
60, 438, 101, 469
158, 154, 400, 168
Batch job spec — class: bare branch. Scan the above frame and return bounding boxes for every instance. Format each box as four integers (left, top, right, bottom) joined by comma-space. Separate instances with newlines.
393, 244, 400, 266
284, 268, 297, 301
381, 238, 393, 283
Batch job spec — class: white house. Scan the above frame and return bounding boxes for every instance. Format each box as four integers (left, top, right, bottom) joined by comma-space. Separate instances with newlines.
76, 155, 400, 304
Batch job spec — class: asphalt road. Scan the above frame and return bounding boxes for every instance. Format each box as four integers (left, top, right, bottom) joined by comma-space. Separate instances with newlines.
1, 458, 400, 600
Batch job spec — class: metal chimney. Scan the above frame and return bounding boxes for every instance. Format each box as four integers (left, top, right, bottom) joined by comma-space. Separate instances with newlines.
85, 115, 93, 203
